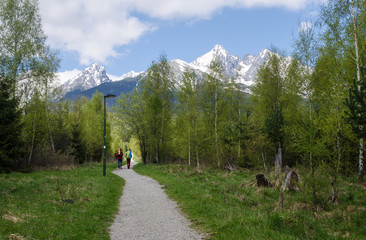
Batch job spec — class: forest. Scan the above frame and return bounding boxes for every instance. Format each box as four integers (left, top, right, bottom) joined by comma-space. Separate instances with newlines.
1, 0, 365, 208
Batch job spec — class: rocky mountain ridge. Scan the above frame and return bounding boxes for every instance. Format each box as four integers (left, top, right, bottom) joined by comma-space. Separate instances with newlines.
60, 45, 275, 96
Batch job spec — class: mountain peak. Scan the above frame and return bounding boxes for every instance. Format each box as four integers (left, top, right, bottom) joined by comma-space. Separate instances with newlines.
212, 44, 228, 54
62, 63, 110, 93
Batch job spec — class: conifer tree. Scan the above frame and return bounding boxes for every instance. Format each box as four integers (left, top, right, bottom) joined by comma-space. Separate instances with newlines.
345, 67, 366, 181
0, 75, 22, 171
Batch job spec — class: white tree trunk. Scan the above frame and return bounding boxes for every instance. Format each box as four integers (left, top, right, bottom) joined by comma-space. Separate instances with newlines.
195, 117, 199, 169
275, 142, 282, 173
351, 1, 363, 181
215, 91, 219, 168
45, 103, 55, 154
28, 110, 37, 165
188, 120, 191, 166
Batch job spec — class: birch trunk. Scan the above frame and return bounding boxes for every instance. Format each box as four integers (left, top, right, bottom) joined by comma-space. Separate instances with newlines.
351, 1, 363, 181
275, 142, 282, 173
188, 120, 191, 166
238, 108, 241, 160
215, 91, 219, 168
195, 117, 199, 169
28, 110, 37, 165
331, 105, 342, 203
45, 103, 55, 154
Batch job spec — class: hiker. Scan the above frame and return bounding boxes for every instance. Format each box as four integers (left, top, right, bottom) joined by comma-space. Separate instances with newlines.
126, 148, 132, 169
116, 148, 123, 169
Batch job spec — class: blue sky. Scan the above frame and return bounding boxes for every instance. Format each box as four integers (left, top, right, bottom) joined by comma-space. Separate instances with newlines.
39, 0, 325, 80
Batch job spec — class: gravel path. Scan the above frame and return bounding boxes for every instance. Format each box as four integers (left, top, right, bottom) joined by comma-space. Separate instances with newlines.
109, 159, 203, 240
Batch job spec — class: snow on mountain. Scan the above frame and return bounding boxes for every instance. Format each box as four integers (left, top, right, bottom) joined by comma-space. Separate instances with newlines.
62, 63, 111, 93
107, 70, 143, 82
191, 44, 242, 76
60, 45, 279, 95
171, 45, 271, 87
120, 70, 143, 80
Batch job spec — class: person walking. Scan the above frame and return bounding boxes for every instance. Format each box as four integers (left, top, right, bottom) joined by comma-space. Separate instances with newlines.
116, 148, 123, 169
126, 148, 132, 169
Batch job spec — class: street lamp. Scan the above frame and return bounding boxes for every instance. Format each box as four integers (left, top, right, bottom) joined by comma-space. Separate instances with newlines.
103, 94, 116, 176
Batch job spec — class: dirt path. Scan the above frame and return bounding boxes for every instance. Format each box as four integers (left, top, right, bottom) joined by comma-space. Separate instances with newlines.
109, 159, 203, 240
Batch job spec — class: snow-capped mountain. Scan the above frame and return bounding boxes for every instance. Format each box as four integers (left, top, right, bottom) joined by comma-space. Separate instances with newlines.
61, 45, 275, 96
169, 45, 271, 88
62, 63, 111, 93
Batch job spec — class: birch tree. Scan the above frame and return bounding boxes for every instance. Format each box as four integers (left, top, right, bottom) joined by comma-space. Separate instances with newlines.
320, 0, 366, 181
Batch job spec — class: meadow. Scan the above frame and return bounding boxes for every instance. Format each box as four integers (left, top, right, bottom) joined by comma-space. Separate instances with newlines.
0, 163, 123, 240
135, 164, 366, 240
1, 162, 366, 239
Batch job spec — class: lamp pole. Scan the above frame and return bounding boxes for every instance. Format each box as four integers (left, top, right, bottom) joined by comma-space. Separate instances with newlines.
103, 94, 116, 176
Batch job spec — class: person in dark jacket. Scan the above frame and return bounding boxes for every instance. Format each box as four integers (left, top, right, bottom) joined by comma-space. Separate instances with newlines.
126, 148, 132, 169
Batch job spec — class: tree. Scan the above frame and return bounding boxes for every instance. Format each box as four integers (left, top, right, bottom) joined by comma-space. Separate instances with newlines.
0, 0, 59, 168
345, 67, 366, 181
201, 60, 225, 167
116, 88, 149, 164
0, 0, 58, 99
80, 92, 105, 162
252, 51, 286, 172
141, 55, 174, 163
176, 69, 201, 168
293, 19, 321, 205
0, 74, 22, 171
320, 0, 366, 181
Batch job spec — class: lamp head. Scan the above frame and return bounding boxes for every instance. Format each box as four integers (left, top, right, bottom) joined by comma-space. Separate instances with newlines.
104, 94, 116, 99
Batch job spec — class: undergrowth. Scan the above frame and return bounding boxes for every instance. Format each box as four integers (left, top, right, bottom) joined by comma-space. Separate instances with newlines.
134, 164, 366, 240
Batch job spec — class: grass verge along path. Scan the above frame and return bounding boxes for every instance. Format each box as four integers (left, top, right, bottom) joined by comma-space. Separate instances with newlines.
134, 164, 366, 240
0, 162, 124, 240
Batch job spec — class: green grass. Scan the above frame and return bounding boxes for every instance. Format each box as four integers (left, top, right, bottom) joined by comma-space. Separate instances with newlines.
0, 162, 124, 240
134, 164, 366, 240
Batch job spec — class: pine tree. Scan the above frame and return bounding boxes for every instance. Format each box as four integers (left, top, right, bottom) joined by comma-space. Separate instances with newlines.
345, 67, 366, 181
0, 75, 22, 171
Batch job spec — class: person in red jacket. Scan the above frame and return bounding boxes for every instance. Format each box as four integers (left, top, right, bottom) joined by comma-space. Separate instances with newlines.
115, 148, 123, 169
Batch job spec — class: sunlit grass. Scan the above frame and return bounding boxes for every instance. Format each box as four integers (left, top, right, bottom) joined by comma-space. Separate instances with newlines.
0, 162, 124, 240
134, 164, 366, 239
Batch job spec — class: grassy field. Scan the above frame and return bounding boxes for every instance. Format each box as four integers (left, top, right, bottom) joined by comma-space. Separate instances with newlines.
134, 164, 366, 240
0, 162, 124, 240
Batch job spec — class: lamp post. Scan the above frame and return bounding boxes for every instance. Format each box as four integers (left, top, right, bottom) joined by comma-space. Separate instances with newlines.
103, 94, 116, 176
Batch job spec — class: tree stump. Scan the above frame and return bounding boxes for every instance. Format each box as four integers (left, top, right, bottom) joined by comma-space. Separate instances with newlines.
256, 174, 270, 187
281, 170, 299, 191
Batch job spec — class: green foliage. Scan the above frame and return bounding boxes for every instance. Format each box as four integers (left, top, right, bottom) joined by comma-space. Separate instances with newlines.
345, 67, 366, 138
0, 162, 124, 239
0, 0, 60, 169
141, 55, 175, 163
264, 104, 284, 145
0, 76, 22, 172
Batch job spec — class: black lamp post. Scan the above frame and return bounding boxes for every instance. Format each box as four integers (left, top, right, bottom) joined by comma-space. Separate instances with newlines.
103, 94, 116, 176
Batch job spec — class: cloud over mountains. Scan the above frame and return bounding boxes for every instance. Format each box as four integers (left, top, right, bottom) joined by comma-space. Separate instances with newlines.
39, 0, 324, 65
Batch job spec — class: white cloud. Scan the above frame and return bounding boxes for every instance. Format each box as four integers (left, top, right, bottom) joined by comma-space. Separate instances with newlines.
39, 0, 152, 65
298, 21, 313, 33
39, 0, 324, 65
55, 69, 81, 85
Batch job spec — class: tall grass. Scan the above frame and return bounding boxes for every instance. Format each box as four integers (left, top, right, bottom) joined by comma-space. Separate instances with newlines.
0, 162, 124, 240
134, 164, 366, 239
